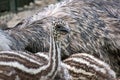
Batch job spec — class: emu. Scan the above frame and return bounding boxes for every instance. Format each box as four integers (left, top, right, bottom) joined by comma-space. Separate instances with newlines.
11, 0, 120, 76
0, 0, 119, 76
0, 19, 117, 80
58, 53, 116, 80
0, 17, 70, 80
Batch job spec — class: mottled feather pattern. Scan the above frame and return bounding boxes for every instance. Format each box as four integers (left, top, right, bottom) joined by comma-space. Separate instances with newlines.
15, 0, 120, 75
0, 0, 119, 79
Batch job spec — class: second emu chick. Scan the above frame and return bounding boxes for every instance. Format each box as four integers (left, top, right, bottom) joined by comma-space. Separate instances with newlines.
55, 53, 116, 80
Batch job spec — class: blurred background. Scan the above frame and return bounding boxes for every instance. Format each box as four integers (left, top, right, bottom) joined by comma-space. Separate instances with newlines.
0, 0, 60, 28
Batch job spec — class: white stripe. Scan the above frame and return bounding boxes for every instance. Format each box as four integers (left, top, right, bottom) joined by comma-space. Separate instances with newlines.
64, 57, 107, 74
35, 52, 49, 60
62, 62, 94, 76
75, 53, 116, 77
0, 51, 42, 65
47, 38, 57, 77
0, 61, 48, 74
76, 53, 110, 68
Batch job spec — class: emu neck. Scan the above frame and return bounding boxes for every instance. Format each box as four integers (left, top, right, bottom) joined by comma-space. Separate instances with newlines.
46, 34, 61, 78
49, 37, 61, 63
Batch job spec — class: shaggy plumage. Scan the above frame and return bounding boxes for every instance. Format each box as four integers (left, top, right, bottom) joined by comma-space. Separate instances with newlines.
0, 17, 70, 80
1, 0, 120, 76
0, 20, 50, 52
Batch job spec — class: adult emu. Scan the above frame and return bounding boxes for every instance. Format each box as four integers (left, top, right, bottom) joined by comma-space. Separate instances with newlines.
1, 0, 120, 76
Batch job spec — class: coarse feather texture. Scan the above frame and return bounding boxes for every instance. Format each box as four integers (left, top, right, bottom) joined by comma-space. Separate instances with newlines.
0, 18, 70, 80
1, 0, 120, 76
0, 20, 50, 52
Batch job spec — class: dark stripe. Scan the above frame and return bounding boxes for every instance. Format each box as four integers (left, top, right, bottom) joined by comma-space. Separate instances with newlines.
48, 41, 59, 78
68, 69, 92, 80
19, 51, 48, 65
0, 53, 41, 68
64, 59, 96, 74
64, 55, 110, 79
71, 54, 107, 69
41, 38, 59, 78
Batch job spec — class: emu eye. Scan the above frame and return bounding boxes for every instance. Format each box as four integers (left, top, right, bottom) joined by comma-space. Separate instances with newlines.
56, 25, 62, 29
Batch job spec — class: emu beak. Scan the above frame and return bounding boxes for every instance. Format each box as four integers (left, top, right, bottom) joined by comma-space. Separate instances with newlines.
59, 27, 70, 34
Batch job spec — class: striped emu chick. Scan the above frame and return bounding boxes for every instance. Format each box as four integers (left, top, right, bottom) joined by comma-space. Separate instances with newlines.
0, 17, 70, 80
61, 53, 116, 80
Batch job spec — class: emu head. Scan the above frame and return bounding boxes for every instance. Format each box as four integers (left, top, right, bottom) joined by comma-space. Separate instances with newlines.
51, 17, 70, 41
31, 17, 70, 41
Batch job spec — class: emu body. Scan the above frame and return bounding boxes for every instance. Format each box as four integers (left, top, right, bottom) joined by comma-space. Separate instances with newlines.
14, 0, 120, 76
1, 0, 120, 76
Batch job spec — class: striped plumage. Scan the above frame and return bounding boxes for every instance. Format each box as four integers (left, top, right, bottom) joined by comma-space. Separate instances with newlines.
10, 0, 120, 76
54, 62, 72, 80
0, 0, 119, 78
0, 18, 70, 80
60, 53, 116, 80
